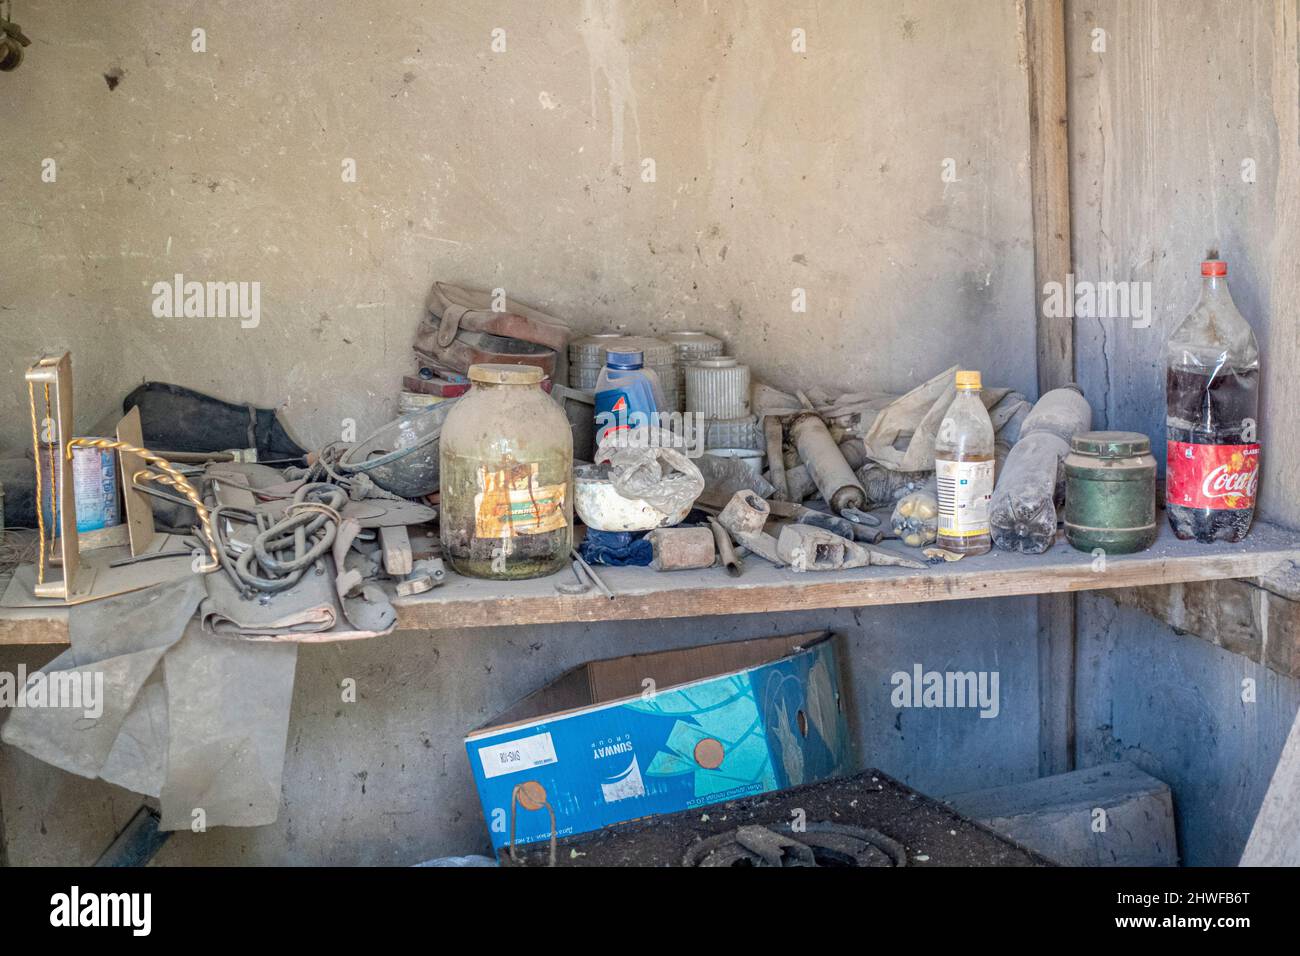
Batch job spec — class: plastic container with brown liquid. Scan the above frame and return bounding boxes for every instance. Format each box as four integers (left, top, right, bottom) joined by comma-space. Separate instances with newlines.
934, 370, 995, 555
439, 364, 573, 579
1165, 257, 1260, 543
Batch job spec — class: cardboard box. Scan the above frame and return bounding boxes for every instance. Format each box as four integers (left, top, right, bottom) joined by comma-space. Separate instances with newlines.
465, 630, 849, 853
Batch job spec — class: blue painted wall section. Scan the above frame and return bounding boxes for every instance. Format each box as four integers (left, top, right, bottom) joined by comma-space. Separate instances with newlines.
1076, 594, 1300, 866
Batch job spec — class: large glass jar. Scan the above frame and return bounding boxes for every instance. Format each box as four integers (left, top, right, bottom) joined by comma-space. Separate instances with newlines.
439, 364, 573, 579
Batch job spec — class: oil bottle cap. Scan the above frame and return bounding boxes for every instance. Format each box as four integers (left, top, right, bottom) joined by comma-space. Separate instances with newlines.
955, 370, 982, 389
606, 349, 644, 370
1201, 259, 1227, 277
468, 363, 544, 385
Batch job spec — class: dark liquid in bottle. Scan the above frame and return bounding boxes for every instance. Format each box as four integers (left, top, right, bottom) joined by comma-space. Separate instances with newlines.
1165, 363, 1258, 543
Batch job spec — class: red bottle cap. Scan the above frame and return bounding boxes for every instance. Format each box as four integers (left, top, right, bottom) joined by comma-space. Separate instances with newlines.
1201, 260, 1227, 277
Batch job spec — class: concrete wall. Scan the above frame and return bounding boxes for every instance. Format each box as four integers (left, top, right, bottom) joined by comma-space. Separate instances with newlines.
6, 0, 1294, 868
1066, 0, 1300, 865
0, 598, 1040, 865
0, 1, 1047, 865
1067, 0, 1300, 529
1076, 594, 1300, 866
0, 0, 1036, 454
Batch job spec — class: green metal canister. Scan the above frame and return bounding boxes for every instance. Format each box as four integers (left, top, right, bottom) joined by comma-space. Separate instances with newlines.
1065, 431, 1158, 554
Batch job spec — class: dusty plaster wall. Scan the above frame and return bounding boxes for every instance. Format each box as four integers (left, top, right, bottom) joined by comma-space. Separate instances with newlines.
0, 0, 1035, 454
1067, 0, 1300, 530
1067, 0, 1300, 863
0, 598, 1040, 865
0, 2, 1043, 865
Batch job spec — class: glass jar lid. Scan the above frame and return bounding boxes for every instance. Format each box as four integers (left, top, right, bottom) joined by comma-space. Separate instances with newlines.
1070, 430, 1151, 458
468, 363, 544, 385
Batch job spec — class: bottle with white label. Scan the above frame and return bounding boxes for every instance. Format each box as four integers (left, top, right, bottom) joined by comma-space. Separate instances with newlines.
934, 370, 995, 555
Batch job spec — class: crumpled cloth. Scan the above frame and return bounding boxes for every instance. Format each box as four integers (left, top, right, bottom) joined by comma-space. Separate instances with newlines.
579, 529, 653, 567
595, 428, 705, 518
0, 574, 299, 831
159, 620, 298, 829
754, 366, 1030, 473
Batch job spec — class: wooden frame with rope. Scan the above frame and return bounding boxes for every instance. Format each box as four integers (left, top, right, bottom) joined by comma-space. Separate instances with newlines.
24, 352, 219, 603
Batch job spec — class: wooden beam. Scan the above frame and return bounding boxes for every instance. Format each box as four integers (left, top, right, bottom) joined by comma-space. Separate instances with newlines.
1026, 0, 1073, 391
1241, 700, 1300, 865
1037, 591, 1075, 774
1260, 0, 1300, 529
1026, 0, 1076, 775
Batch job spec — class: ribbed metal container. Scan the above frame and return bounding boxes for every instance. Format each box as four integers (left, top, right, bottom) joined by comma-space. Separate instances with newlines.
663, 331, 723, 406
702, 414, 763, 451
685, 357, 750, 419
568, 334, 674, 369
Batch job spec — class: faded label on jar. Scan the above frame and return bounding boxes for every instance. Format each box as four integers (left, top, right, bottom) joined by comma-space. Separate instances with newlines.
936, 458, 993, 537
474, 462, 567, 538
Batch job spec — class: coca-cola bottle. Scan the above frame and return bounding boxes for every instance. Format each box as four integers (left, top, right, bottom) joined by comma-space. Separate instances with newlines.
1165, 256, 1260, 542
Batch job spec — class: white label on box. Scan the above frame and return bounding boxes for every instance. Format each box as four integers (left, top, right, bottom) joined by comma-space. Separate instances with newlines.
478, 732, 558, 779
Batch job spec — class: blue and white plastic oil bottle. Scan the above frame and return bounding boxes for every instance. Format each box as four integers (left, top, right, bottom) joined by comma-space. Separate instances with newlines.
593, 349, 666, 445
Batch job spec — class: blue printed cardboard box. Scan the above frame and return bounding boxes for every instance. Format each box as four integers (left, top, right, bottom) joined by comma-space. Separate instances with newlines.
465, 630, 848, 853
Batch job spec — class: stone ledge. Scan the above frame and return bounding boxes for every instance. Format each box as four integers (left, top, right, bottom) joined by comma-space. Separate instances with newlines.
1101, 560, 1300, 678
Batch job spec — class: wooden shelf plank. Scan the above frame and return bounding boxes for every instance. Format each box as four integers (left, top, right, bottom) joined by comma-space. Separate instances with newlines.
3, 520, 1297, 646
393, 520, 1299, 630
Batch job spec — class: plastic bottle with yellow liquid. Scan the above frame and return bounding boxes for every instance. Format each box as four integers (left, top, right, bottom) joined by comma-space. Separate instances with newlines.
935, 370, 995, 555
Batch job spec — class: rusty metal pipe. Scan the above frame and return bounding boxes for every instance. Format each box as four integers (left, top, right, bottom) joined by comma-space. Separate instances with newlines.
790, 413, 866, 515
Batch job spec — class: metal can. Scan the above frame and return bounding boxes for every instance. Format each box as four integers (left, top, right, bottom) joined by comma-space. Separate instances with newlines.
70, 441, 121, 533
1064, 431, 1157, 554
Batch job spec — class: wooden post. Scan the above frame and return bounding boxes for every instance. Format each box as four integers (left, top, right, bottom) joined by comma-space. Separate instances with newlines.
1026, 0, 1075, 775
1240, 0, 1300, 867
1242, 700, 1300, 865
1026, 0, 1073, 392
1037, 592, 1075, 775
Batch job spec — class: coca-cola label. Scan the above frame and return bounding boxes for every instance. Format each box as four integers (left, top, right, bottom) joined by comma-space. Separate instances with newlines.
1166, 441, 1260, 510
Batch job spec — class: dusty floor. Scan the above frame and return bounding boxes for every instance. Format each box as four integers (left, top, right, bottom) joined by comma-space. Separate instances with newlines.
502, 769, 1048, 867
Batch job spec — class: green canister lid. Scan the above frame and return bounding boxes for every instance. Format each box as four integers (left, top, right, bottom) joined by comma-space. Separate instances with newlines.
1070, 430, 1150, 458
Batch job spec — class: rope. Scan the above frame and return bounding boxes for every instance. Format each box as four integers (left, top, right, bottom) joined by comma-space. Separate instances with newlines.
65, 437, 220, 572
26, 380, 47, 584
508, 784, 558, 867
214, 482, 346, 596
44, 384, 57, 553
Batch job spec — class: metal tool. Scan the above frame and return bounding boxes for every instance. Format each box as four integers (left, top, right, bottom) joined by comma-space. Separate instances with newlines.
554, 560, 593, 596
396, 558, 447, 596
708, 517, 743, 577
570, 550, 614, 599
